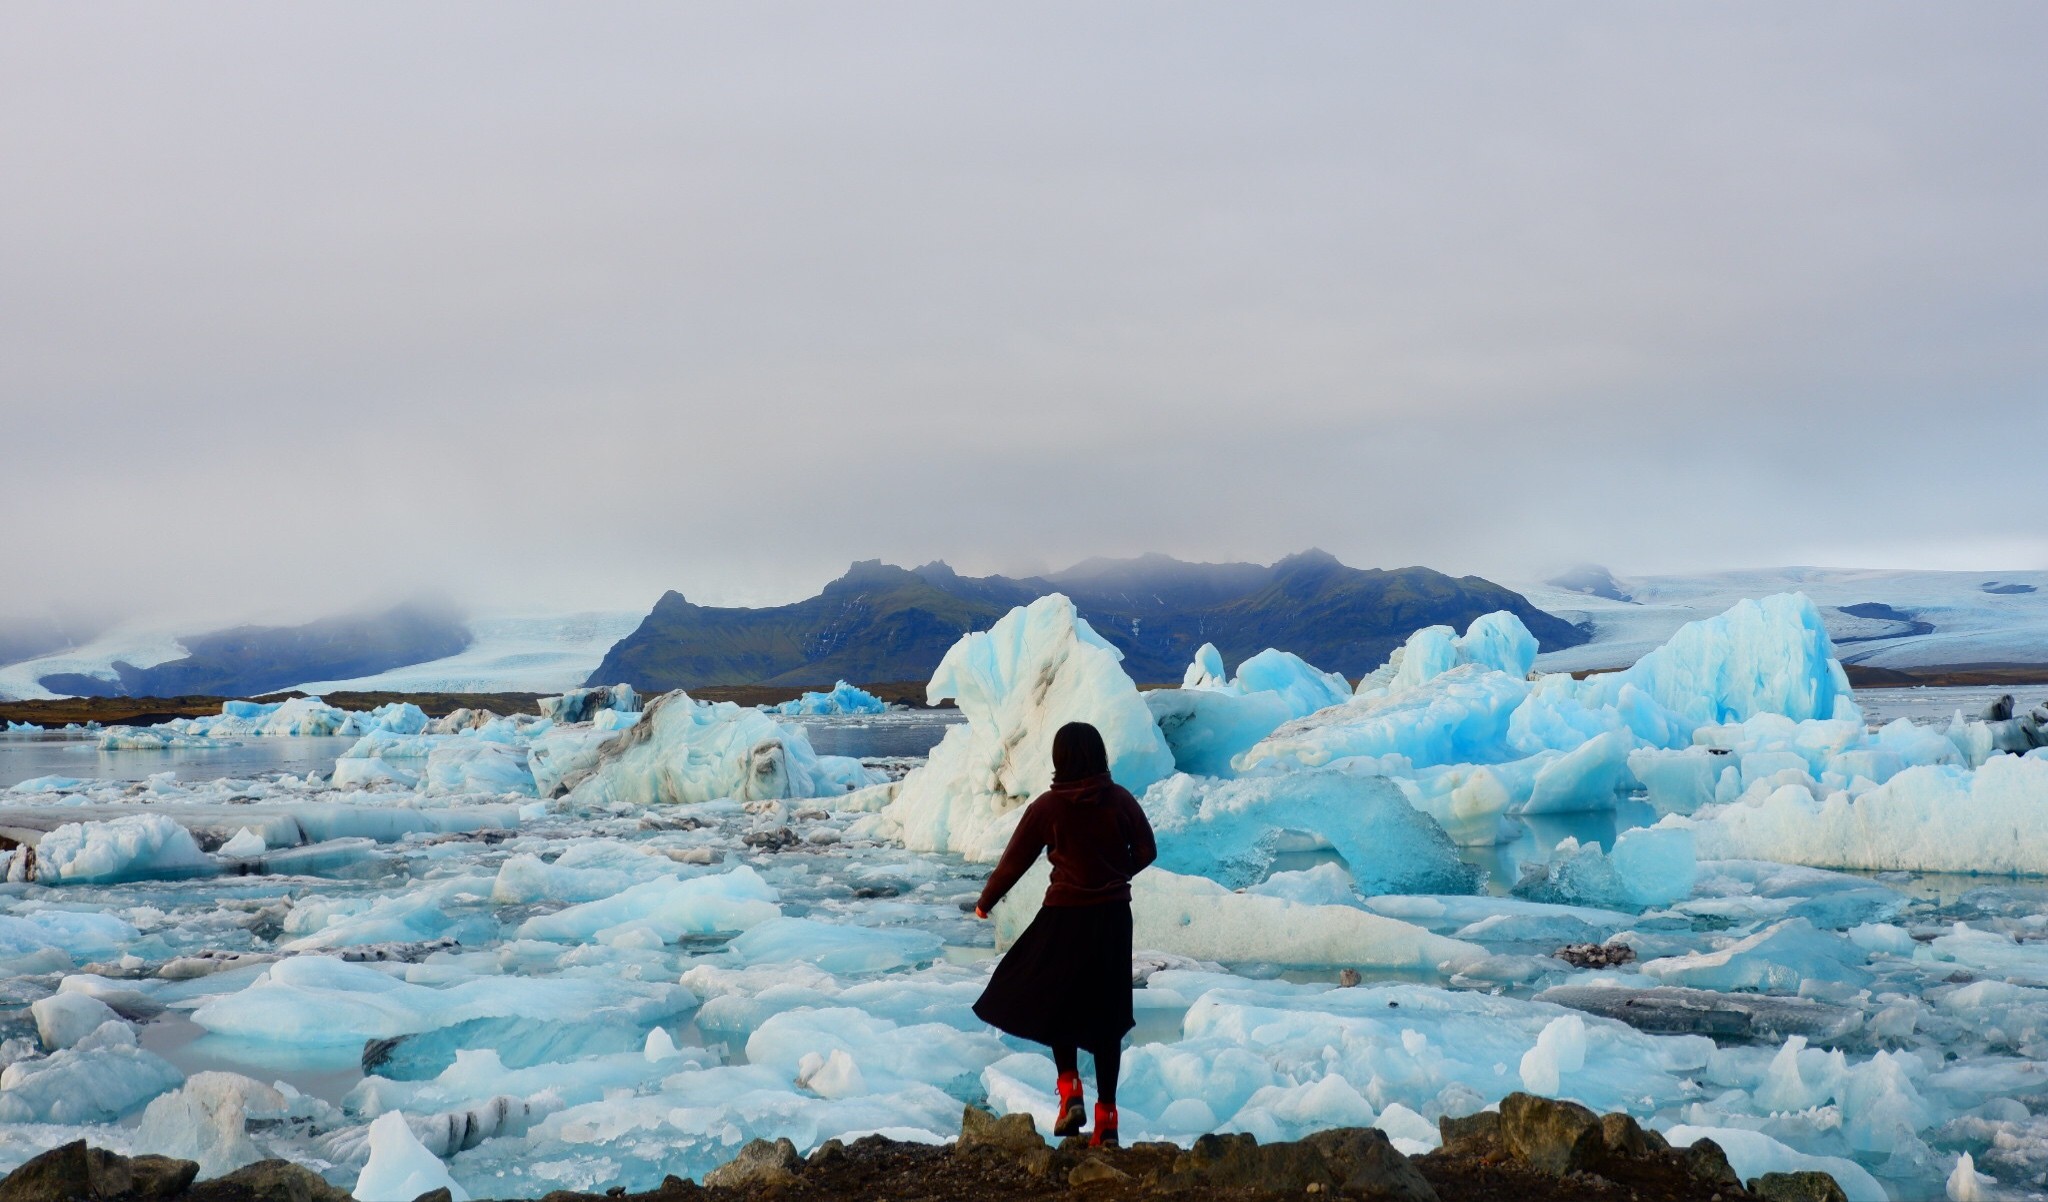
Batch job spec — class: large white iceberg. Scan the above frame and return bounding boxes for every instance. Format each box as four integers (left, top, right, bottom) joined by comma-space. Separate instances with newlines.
32, 814, 213, 884
566, 691, 879, 807
1678, 752, 2048, 875
881, 595, 1175, 859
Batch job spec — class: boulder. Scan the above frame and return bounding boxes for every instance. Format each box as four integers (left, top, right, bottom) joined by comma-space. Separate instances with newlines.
188, 1158, 354, 1201
957, 1105, 1046, 1158
1167, 1129, 1435, 1201
1749, 1171, 1849, 1202
702, 1137, 802, 1190
1436, 1110, 1501, 1154
1681, 1138, 1743, 1189
0, 1142, 196, 1202
1498, 1092, 1602, 1176
1067, 1156, 1130, 1186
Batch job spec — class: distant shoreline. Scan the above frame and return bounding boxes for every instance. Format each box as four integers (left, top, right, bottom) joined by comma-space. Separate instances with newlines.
0, 681, 954, 729
6, 664, 2046, 731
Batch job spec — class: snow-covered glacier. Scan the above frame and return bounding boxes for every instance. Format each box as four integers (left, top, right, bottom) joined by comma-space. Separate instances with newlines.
2, 588, 2047, 1201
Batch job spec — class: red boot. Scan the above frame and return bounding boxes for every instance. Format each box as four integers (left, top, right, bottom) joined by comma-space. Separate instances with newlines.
1053, 1071, 1085, 1137
1089, 1102, 1119, 1148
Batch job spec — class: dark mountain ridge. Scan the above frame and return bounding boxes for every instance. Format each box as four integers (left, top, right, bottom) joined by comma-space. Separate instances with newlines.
37, 603, 471, 699
588, 551, 1589, 692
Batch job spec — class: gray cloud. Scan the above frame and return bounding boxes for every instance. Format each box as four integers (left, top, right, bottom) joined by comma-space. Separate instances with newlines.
3, 2, 2044, 626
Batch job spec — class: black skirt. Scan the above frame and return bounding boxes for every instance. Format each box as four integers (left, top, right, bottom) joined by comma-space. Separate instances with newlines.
974, 899, 1135, 1049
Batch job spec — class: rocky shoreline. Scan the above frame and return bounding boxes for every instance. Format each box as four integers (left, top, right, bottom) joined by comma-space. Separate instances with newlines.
0, 1095, 1849, 1202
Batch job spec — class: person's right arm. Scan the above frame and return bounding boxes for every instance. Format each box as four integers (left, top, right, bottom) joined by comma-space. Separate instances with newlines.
975, 800, 1048, 916
1120, 789, 1157, 875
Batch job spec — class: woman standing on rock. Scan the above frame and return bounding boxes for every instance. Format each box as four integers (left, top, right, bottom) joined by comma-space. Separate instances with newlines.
972, 721, 1157, 1148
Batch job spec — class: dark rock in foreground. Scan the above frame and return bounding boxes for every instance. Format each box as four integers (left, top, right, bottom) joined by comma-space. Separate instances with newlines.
0, 1096, 1847, 1202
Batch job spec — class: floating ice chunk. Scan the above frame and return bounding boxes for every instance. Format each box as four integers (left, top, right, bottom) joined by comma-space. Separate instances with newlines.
1949, 1151, 1993, 1201
355, 1110, 470, 1202
566, 691, 863, 807
514, 866, 781, 943
1246, 863, 1362, 908
1363, 894, 1635, 939
727, 917, 944, 975
1147, 645, 1357, 774
770, 681, 889, 715
218, 827, 267, 858
1520, 730, 1638, 814
1661, 1125, 1885, 1202
794, 1048, 868, 1097
96, 727, 225, 750
539, 683, 640, 724
135, 1071, 289, 1176
1145, 688, 1300, 778
1640, 918, 1870, 992
1679, 755, 2048, 875
1513, 826, 1696, 911
423, 741, 535, 797
1533, 984, 1862, 1043
1243, 664, 1530, 775
0, 1026, 183, 1123
1628, 747, 1726, 815
1373, 1102, 1442, 1156
32, 991, 123, 1050
191, 955, 691, 1046
33, 814, 212, 884
1518, 1014, 1588, 1095
883, 595, 1175, 858
527, 723, 630, 797
993, 861, 1482, 970
1183, 643, 1229, 690
0, 910, 139, 962
1578, 594, 1858, 726
749, 1007, 1003, 1094
1360, 612, 1537, 696
1224, 1072, 1379, 1143
644, 1027, 681, 1063
1142, 769, 1480, 895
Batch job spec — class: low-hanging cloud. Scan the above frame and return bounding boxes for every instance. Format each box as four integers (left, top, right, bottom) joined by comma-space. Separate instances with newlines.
3, 2, 2044, 629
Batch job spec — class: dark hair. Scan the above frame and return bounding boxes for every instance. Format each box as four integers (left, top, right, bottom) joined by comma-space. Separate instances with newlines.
1051, 722, 1110, 783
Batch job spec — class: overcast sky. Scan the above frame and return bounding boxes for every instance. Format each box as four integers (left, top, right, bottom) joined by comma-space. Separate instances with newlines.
4, 3, 2045, 626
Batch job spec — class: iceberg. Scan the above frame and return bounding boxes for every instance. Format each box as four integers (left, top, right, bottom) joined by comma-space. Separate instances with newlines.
1147, 646, 1352, 777
514, 865, 782, 944
566, 691, 878, 808
538, 683, 640, 724
882, 595, 1175, 859
1577, 594, 1858, 727
1511, 826, 1697, 911
1679, 754, 2048, 875
355, 1110, 470, 1202
190, 955, 692, 1046
769, 681, 890, 715
31, 814, 213, 884
1141, 769, 1480, 895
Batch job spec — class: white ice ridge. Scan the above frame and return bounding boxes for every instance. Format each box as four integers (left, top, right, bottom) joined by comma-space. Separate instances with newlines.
990, 860, 1482, 971
289, 609, 646, 695
880, 594, 1175, 859
1519, 565, 2048, 674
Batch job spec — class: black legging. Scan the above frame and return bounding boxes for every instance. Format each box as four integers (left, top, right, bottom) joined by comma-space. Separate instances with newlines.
1052, 1041, 1120, 1108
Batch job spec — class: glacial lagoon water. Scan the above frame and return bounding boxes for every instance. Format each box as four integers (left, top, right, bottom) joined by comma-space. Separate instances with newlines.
1, 685, 2045, 1200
